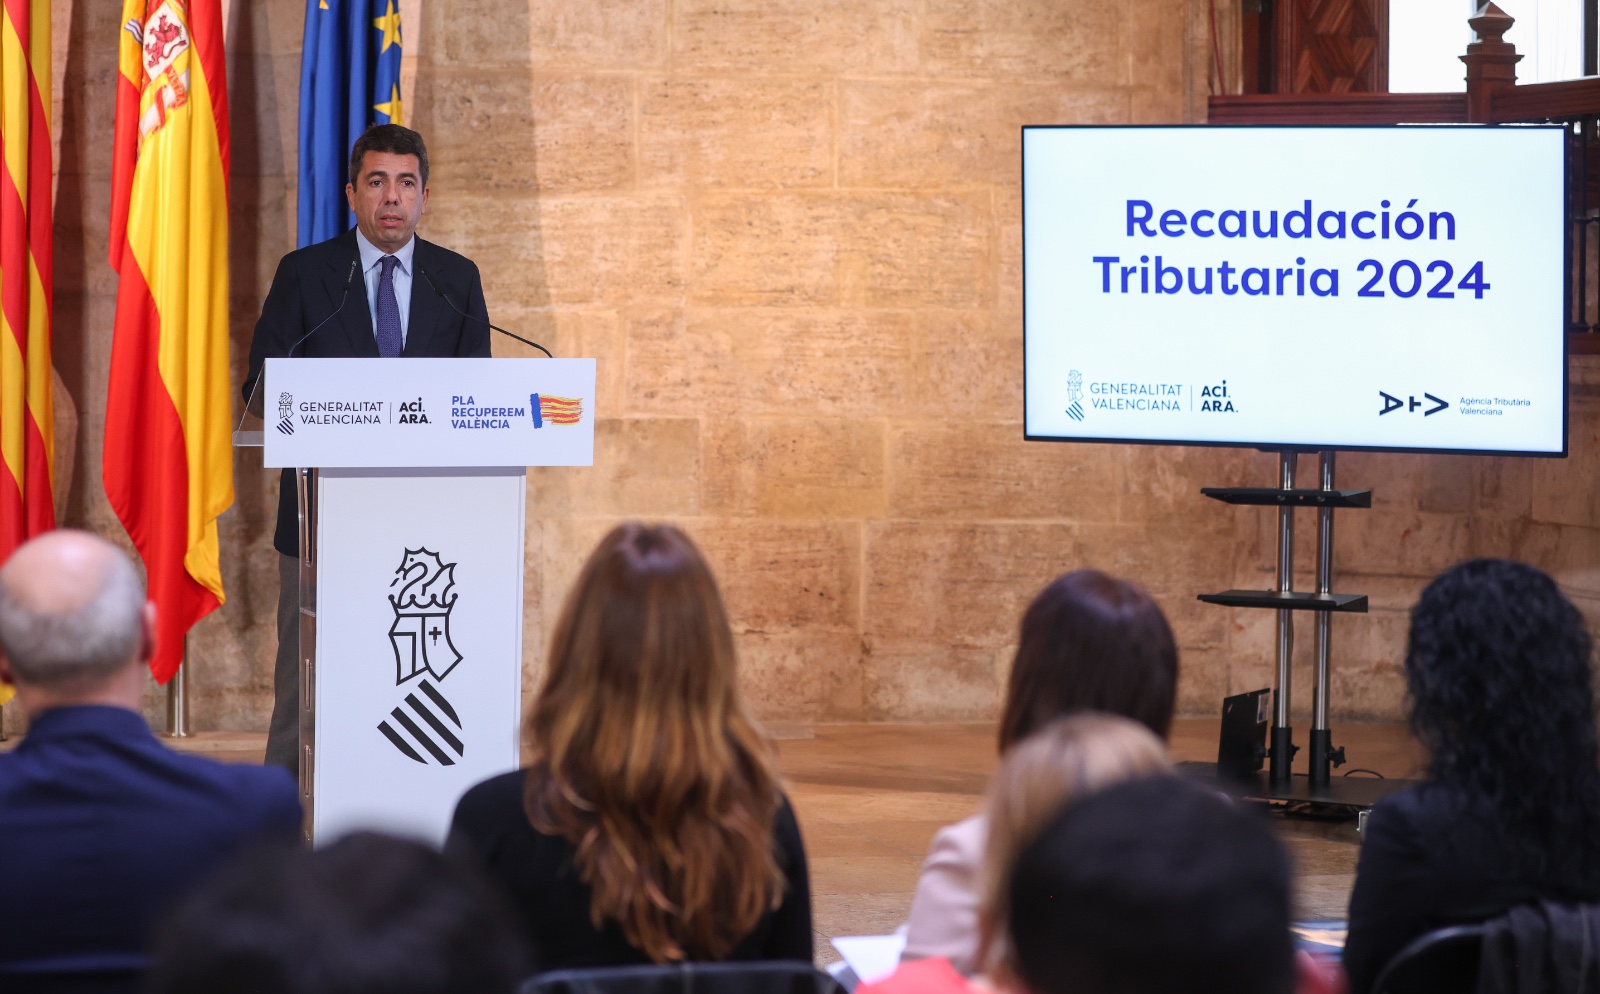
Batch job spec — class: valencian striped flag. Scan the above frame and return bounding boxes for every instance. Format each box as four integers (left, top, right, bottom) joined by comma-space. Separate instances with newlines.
298, 0, 404, 248
0, 0, 52, 708
104, 0, 232, 684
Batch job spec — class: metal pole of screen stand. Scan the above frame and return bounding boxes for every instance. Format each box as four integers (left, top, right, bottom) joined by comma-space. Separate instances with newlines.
295, 467, 319, 845
1270, 451, 1297, 783
1309, 450, 1346, 786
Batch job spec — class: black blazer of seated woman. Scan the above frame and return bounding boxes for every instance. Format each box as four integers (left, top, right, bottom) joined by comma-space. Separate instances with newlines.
447, 523, 813, 975
1342, 559, 1600, 994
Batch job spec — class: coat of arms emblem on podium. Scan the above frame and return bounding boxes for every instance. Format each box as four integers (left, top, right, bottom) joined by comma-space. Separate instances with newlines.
376, 548, 467, 766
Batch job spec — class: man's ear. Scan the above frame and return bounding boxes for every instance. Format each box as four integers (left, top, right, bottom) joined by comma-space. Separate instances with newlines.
138, 601, 158, 665
345, 182, 357, 212
1294, 950, 1347, 994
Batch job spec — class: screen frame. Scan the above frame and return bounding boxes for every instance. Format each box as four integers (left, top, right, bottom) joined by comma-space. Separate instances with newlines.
1020, 123, 1572, 459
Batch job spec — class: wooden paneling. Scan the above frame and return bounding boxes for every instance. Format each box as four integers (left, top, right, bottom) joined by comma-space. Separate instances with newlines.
1275, 0, 1388, 94
1208, 92, 1466, 124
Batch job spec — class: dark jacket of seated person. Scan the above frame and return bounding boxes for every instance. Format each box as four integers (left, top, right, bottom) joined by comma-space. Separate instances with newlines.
0, 706, 302, 977
447, 522, 814, 975
1342, 558, 1600, 994
1342, 783, 1600, 994
448, 770, 812, 972
0, 530, 301, 987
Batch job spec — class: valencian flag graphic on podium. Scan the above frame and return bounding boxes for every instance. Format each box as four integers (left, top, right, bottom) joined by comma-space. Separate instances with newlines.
0, 0, 53, 708
298, 0, 404, 248
104, 0, 232, 684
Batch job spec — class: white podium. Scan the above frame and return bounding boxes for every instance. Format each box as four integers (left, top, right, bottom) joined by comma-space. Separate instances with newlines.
254, 357, 595, 845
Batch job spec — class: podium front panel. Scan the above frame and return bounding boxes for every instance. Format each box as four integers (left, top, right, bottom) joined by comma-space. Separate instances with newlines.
312, 466, 524, 845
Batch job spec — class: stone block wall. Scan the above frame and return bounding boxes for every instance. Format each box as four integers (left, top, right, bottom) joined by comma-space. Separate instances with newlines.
18, 0, 1600, 739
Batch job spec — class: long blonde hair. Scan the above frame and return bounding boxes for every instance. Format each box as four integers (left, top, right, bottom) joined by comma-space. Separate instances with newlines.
975, 713, 1171, 983
523, 523, 784, 962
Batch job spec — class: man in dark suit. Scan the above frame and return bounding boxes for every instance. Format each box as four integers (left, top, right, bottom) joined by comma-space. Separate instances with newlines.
243, 124, 491, 772
0, 530, 301, 991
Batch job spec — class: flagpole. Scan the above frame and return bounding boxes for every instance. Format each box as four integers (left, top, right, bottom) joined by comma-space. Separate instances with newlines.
165, 639, 190, 738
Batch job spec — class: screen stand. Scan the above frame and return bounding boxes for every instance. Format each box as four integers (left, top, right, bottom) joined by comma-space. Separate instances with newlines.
1196, 450, 1370, 787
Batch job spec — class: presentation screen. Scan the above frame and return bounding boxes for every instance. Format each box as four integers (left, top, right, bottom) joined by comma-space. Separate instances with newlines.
1023, 126, 1567, 456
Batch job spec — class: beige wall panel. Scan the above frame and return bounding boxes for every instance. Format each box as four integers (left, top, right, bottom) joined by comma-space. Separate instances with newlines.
863, 640, 1001, 721
432, 0, 668, 70
864, 522, 1082, 646
738, 630, 866, 722
527, 417, 701, 518
702, 417, 887, 518
427, 192, 687, 308
672, 0, 919, 74
640, 77, 834, 189
629, 308, 915, 418
692, 519, 863, 633
920, 0, 1126, 79
885, 423, 1120, 521
420, 72, 636, 195
840, 83, 1129, 189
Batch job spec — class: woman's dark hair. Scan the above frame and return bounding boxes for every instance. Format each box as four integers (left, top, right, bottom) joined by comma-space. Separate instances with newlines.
147, 832, 527, 994
349, 123, 429, 188
998, 570, 1178, 752
1407, 558, 1600, 875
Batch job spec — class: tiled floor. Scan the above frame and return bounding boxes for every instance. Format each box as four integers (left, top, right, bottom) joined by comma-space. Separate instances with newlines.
0, 716, 1428, 966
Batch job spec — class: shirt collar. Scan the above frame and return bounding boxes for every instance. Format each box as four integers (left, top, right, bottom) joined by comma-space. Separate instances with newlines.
354, 228, 415, 276
19, 704, 154, 745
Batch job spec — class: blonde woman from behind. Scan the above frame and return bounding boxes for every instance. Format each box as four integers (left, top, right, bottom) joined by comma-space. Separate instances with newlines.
863, 713, 1170, 994
974, 713, 1170, 989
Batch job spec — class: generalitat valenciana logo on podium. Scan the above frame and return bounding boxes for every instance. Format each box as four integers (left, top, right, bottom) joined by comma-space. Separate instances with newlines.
376, 548, 467, 766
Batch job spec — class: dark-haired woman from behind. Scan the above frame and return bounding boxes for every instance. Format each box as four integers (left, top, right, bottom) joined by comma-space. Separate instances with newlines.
899, 569, 1178, 975
447, 523, 811, 973
1343, 559, 1600, 994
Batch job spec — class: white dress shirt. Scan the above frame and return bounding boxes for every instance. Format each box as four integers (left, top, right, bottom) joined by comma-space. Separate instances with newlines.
355, 228, 414, 348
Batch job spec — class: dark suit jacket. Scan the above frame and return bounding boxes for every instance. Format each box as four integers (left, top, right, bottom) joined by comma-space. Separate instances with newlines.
243, 228, 493, 555
1343, 783, 1600, 994
447, 769, 814, 974
0, 706, 301, 979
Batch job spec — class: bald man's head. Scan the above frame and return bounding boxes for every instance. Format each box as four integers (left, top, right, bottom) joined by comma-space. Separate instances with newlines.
0, 530, 148, 689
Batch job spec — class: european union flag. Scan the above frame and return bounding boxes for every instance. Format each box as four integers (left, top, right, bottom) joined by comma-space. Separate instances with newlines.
297, 0, 404, 248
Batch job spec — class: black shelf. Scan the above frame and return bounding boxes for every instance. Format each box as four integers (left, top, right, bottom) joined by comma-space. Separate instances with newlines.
1201, 487, 1372, 508
1198, 590, 1368, 613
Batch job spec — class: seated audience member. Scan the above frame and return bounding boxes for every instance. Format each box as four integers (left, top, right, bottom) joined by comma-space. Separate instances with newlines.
448, 523, 812, 973
973, 713, 1170, 987
0, 531, 301, 991
146, 831, 527, 994
900, 570, 1178, 974
1007, 777, 1337, 994
1343, 559, 1600, 994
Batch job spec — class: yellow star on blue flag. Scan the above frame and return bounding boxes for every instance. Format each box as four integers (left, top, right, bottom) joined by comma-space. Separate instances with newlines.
375, 83, 403, 125
374, 0, 400, 52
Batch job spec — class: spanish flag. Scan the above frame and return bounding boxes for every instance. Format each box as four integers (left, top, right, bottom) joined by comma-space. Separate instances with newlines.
104, 0, 231, 684
0, 0, 52, 708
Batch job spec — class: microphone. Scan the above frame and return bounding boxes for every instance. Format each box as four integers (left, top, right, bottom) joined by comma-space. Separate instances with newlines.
418, 265, 553, 358
243, 257, 358, 415
288, 257, 360, 358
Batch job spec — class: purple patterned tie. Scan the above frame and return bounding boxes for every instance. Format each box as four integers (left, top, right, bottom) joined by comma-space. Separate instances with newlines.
375, 255, 403, 357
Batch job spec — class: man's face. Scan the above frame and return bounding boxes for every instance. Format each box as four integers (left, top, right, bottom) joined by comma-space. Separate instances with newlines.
345, 150, 428, 254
